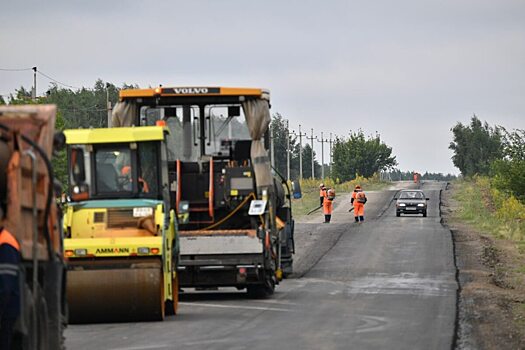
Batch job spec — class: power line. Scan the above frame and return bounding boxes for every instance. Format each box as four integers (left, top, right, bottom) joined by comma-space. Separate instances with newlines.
37, 70, 80, 90
0, 67, 33, 71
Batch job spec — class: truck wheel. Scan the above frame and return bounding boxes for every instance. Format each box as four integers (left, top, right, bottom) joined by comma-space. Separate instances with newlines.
18, 285, 49, 350
396, 212, 400, 217
37, 293, 50, 350
422, 211, 427, 217
247, 275, 275, 299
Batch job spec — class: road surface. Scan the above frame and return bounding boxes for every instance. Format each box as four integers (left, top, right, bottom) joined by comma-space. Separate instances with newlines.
65, 181, 457, 350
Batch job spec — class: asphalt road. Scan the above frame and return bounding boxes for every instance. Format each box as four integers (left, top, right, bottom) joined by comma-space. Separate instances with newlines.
65, 181, 457, 350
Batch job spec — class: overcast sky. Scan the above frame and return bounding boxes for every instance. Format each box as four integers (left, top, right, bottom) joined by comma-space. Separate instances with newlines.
1, 0, 524, 174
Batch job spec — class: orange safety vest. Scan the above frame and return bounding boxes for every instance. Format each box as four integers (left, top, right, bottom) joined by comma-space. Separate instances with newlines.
323, 198, 333, 215
121, 166, 150, 193
320, 188, 327, 197
0, 229, 20, 252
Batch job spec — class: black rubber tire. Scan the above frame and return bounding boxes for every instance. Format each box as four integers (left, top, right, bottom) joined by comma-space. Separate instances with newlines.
16, 286, 49, 350
422, 211, 427, 217
37, 293, 50, 350
396, 212, 401, 217
247, 274, 275, 299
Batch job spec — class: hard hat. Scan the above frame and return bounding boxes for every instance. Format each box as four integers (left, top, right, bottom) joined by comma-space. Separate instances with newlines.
327, 188, 336, 199
355, 185, 361, 190
319, 183, 324, 187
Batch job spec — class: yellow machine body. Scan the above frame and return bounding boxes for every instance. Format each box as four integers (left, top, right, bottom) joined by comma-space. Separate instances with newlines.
63, 126, 178, 323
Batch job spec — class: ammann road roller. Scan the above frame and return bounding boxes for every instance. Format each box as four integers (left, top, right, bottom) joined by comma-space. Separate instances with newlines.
63, 125, 179, 322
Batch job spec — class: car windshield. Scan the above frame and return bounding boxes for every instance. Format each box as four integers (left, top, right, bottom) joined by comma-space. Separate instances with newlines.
399, 191, 425, 199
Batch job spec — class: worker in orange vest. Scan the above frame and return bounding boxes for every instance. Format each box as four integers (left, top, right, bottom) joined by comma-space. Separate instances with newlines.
319, 183, 327, 207
351, 185, 367, 223
0, 208, 21, 350
323, 188, 335, 223
121, 165, 150, 193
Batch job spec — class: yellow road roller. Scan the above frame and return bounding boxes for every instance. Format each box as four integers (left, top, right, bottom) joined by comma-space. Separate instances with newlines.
63, 125, 179, 323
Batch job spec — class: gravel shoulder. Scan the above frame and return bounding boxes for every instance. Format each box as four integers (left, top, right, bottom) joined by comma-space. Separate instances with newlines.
442, 183, 525, 349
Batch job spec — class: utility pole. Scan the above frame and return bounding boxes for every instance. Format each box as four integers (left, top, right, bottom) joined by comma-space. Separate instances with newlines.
291, 124, 306, 180
286, 120, 290, 181
32, 67, 37, 101
270, 122, 275, 169
329, 133, 333, 178
106, 82, 112, 127
306, 128, 317, 179
317, 132, 328, 179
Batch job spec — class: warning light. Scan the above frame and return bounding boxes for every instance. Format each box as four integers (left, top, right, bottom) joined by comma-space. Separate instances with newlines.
154, 87, 162, 94
156, 120, 166, 127
151, 248, 160, 255
65, 250, 74, 257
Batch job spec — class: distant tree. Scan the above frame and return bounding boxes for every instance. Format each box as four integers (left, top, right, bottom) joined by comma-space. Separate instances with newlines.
3, 80, 135, 189
332, 130, 397, 182
269, 113, 299, 179
420, 172, 457, 181
491, 129, 525, 201
301, 143, 321, 179
449, 116, 503, 176
45, 79, 121, 128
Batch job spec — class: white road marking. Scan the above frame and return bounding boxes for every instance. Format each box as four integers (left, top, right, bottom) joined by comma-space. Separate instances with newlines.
179, 301, 293, 312
249, 299, 297, 306
183, 338, 231, 346
109, 344, 171, 350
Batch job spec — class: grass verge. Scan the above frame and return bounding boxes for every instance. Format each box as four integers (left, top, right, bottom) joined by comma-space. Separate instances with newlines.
452, 176, 525, 242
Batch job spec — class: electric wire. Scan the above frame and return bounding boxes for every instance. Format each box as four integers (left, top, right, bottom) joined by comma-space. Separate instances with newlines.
37, 70, 80, 90
0, 67, 33, 71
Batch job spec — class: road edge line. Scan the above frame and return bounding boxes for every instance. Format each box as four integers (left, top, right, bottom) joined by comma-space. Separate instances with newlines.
439, 183, 461, 350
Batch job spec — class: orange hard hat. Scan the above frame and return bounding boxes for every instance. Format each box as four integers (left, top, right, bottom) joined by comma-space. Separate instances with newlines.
355, 185, 361, 190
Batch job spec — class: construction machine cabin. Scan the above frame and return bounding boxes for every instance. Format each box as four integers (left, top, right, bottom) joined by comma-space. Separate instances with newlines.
115, 87, 295, 296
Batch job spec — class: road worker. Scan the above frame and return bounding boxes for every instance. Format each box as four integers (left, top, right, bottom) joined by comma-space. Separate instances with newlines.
351, 185, 367, 223
319, 183, 327, 207
120, 162, 150, 193
323, 188, 335, 223
0, 205, 21, 350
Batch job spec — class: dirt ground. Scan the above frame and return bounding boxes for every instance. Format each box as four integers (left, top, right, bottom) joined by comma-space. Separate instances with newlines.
442, 183, 525, 350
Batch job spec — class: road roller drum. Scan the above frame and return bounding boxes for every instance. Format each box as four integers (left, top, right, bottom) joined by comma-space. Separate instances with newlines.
67, 259, 164, 323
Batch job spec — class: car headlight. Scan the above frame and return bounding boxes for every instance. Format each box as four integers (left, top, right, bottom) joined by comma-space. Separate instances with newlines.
417, 203, 425, 207
398, 203, 406, 207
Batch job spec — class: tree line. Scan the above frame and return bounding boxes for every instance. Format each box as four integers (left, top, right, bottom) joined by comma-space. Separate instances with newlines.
449, 115, 524, 201
270, 115, 398, 182
3, 80, 402, 186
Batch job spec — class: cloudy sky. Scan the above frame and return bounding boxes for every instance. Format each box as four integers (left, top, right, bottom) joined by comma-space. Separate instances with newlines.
1, 0, 524, 174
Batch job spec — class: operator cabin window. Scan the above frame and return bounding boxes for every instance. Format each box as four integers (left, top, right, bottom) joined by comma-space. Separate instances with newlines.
138, 142, 159, 195
95, 147, 132, 193
140, 106, 200, 162
205, 106, 250, 156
